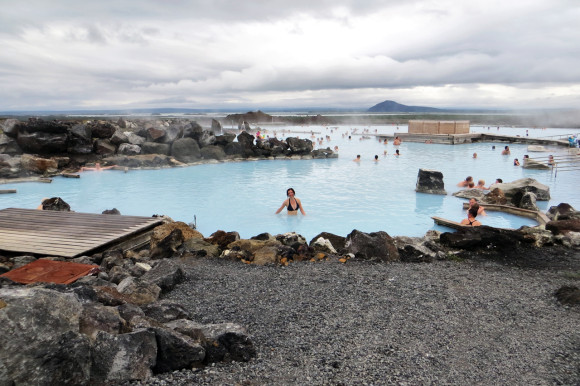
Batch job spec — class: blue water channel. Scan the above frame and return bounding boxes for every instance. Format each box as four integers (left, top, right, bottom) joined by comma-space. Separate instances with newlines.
1, 125, 578, 241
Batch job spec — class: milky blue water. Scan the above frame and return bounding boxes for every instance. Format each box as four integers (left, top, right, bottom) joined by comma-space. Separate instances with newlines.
1, 125, 578, 241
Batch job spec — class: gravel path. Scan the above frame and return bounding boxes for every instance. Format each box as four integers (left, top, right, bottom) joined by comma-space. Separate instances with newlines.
137, 247, 580, 385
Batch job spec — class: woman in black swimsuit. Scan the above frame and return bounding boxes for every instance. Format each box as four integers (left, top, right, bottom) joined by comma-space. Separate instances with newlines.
275, 188, 306, 215
460, 205, 481, 226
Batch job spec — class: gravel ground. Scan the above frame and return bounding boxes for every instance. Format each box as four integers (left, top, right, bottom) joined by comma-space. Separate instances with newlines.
136, 247, 580, 385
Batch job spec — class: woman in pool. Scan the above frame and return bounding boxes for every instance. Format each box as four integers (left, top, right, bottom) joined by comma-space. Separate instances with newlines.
461, 205, 482, 226
275, 188, 306, 215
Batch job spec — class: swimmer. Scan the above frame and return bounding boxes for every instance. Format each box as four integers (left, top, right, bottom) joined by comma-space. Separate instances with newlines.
473, 152, 477, 159
461, 205, 482, 226
501, 145, 510, 155
468, 198, 487, 216
393, 136, 401, 146
383, 139, 388, 144
395, 149, 400, 156
468, 181, 475, 188
334, 146, 339, 152
275, 188, 306, 215
513, 158, 520, 166
457, 176, 473, 188
353, 155, 361, 162
548, 155, 555, 165
494, 178, 503, 184
80, 162, 116, 172
476, 179, 488, 190
374, 155, 379, 162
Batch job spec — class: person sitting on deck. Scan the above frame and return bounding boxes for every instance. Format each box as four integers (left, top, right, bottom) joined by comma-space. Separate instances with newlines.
461, 205, 482, 226
457, 176, 473, 188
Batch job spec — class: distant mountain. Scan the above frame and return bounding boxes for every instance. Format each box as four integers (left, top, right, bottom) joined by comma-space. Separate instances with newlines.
368, 100, 444, 113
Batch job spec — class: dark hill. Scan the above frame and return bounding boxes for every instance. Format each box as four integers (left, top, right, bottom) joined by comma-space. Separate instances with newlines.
368, 100, 444, 113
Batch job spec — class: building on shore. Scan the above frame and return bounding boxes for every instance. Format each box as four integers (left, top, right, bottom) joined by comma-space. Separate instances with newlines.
408, 120, 470, 134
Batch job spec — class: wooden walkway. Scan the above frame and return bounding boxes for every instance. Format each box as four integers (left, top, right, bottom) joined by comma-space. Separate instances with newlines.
0, 208, 163, 258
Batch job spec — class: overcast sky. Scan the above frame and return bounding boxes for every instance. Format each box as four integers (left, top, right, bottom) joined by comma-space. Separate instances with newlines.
1, 0, 579, 111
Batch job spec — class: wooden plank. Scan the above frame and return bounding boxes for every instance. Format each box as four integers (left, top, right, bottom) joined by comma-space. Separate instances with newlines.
432, 216, 466, 230
0, 208, 163, 257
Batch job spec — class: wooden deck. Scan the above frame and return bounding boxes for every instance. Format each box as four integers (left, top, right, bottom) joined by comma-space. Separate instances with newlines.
0, 208, 163, 258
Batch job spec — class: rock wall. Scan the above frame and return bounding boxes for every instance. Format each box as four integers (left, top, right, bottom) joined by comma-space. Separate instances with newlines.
0, 118, 337, 178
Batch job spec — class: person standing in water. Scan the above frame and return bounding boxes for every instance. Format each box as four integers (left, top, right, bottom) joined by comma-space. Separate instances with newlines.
275, 188, 306, 215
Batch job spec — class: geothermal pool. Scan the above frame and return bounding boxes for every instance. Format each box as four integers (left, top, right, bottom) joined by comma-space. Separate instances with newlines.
1, 125, 578, 241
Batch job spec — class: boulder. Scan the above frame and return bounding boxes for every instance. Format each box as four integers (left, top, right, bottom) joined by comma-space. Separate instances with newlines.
211, 119, 222, 133
393, 236, 441, 263
237, 131, 255, 148
94, 139, 117, 155
546, 219, 580, 235
523, 158, 550, 169
141, 259, 185, 293
183, 122, 204, 140
452, 188, 485, 199
226, 239, 283, 264
518, 192, 538, 211
495, 178, 550, 201
309, 232, 346, 252
0, 288, 91, 385
0, 134, 22, 155
201, 145, 226, 160
142, 301, 192, 323
286, 137, 313, 155
117, 143, 141, 155
17, 131, 68, 154
256, 138, 288, 156
0, 118, 20, 138
215, 133, 236, 146
198, 130, 217, 147
20, 153, 58, 174
345, 230, 399, 262
224, 142, 243, 156
69, 123, 92, 141
150, 228, 184, 259
125, 132, 146, 145
41, 197, 71, 211
110, 129, 129, 146
439, 226, 529, 250
151, 327, 205, 373
483, 188, 508, 205
89, 121, 117, 139
171, 137, 201, 163
415, 168, 446, 195
91, 329, 157, 383
151, 222, 203, 245
116, 277, 162, 305
12, 255, 37, 269
311, 148, 337, 159
547, 203, 580, 221
198, 323, 256, 363
141, 141, 171, 155
79, 303, 125, 338
310, 237, 337, 254
162, 126, 183, 144
207, 230, 240, 249
181, 238, 220, 258
147, 127, 166, 142
276, 232, 307, 247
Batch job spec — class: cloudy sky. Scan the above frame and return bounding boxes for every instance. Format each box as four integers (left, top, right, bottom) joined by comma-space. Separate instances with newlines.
1, 0, 579, 111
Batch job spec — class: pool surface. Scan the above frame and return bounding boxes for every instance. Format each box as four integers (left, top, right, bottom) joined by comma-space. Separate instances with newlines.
1, 125, 578, 241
